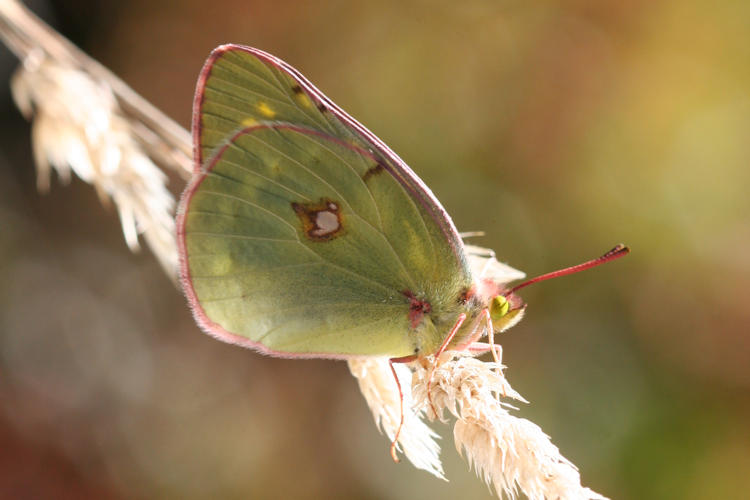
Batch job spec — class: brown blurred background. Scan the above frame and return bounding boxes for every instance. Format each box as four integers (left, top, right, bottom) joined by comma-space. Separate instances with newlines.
1, 0, 749, 498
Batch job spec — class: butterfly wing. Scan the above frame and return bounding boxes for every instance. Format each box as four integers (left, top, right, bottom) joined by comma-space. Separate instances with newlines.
178, 45, 474, 358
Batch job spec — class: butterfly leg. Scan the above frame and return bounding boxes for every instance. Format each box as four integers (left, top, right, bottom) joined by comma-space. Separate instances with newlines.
461, 309, 500, 359
468, 309, 506, 397
476, 309, 507, 397
426, 313, 467, 419
466, 342, 502, 357
387, 359, 405, 463
483, 308, 500, 364
386, 313, 467, 460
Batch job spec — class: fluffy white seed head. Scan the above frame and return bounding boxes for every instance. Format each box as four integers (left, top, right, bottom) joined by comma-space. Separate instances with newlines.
350, 349, 608, 499
412, 353, 607, 500
10, 56, 177, 276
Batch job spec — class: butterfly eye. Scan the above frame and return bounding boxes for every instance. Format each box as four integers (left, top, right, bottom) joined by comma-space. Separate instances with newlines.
490, 295, 510, 320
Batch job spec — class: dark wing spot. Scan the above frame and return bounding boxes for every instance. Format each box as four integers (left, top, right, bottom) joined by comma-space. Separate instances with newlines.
291, 198, 344, 241
291, 85, 303, 94
317, 102, 328, 113
362, 163, 385, 182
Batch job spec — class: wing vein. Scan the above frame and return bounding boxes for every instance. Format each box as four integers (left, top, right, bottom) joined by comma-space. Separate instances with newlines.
255, 309, 400, 346
190, 262, 321, 280
243, 131, 355, 213
207, 77, 290, 107
215, 57, 292, 99
196, 190, 297, 232
189, 232, 297, 243
205, 163, 312, 202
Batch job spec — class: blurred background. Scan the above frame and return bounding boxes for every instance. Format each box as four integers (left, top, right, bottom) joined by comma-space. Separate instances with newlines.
1, 0, 748, 498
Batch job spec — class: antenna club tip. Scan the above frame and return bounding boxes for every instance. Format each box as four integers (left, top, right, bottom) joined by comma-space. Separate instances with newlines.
608, 244, 630, 258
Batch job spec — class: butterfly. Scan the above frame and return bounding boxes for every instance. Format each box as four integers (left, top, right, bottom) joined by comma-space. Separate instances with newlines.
176, 45, 628, 452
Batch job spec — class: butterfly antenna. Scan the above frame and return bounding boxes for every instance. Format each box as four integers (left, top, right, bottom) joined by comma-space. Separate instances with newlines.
508, 244, 630, 295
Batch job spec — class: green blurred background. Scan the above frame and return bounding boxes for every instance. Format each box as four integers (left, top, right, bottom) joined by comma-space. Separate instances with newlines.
1, 0, 748, 498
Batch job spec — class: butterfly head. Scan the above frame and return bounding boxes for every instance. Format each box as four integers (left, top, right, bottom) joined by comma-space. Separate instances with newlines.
489, 293, 526, 332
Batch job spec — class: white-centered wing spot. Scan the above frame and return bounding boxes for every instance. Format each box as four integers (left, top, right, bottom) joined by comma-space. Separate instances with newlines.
292, 198, 344, 241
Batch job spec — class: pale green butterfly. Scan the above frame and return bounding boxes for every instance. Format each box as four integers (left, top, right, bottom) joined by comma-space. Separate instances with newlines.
177, 45, 628, 455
